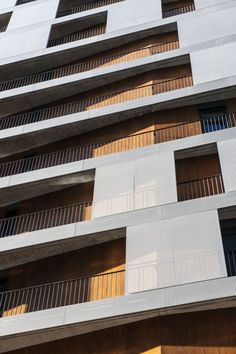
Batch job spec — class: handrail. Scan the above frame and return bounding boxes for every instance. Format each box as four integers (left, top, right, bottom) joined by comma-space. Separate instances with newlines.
0, 111, 234, 178
47, 23, 106, 48
0, 40, 179, 92
163, 3, 195, 18
0, 75, 193, 130
57, 0, 125, 17
177, 174, 223, 185
0, 200, 92, 237
177, 174, 225, 201
0, 269, 125, 317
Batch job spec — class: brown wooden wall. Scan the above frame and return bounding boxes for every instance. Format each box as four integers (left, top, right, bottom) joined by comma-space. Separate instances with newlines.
4, 238, 125, 290
175, 154, 221, 183
8, 307, 236, 354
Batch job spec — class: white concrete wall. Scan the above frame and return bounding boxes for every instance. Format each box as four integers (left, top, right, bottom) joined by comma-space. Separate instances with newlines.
218, 138, 236, 193
0, 0, 16, 12
0, 23, 51, 60
178, 5, 236, 47
8, 0, 59, 30
191, 41, 236, 84
195, 0, 233, 10
0, 0, 60, 59
106, 0, 162, 33
92, 153, 177, 218
125, 210, 227, 294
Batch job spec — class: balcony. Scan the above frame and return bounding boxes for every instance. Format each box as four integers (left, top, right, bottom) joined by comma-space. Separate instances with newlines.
0, 237, 126, 317
0, 12, 12, 33
47, 23, 106, 48
57, 0, 125, 18
162, 1, 195, 18
0, 270, 125, 317
47, 12, 107, 48
0, 39, 179, 92
176, 148, 225, 202
0, 181, 94, 237
0, 74, 193, 131
16, 0, 38, 4
0, 111, 235, 178
0, 201, 92, 237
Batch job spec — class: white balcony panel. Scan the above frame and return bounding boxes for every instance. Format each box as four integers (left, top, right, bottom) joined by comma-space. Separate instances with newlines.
8, 0, 59, 30
107, 0, 162, 33
92, 153, 177, 218
126, 210, 227, 293
178, 4, 236, 47
191, 42, 236, 85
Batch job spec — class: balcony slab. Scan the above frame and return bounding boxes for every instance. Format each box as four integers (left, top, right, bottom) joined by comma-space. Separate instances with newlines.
0, 276, 236, 352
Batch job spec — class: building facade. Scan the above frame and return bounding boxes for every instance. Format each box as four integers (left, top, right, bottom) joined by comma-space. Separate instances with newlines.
0, 0, 236, 352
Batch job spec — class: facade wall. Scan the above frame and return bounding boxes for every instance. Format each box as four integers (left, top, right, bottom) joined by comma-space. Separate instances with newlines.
1, 0, 236, 351
8, 308, 236, 354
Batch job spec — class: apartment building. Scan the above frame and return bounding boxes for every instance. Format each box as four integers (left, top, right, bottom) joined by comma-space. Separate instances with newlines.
0, 0, 236, 352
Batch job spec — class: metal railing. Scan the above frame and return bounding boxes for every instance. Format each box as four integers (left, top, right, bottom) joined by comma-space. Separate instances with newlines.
225, 250, 236, 277
57, 0, 124, 17
0, 76, 192, 131
0, 26, 7, 33
47, 24, 106, 48
0, 40, 179, 92
16, 0, 38, 4
163, 3, 195, 18
0, 112, 234, 178
0, 201, 92, 238
177, 174, 224, 201
0, 270, 125, 317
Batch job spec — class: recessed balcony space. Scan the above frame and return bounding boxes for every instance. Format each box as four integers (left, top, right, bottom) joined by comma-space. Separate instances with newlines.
0, 181, 94, 238
0, 64, 193, 131
175, 145, 225, 202
47, 12, 107, 48
1, 100, 235, 178
219, 208, 236, 277
0, 28, 179, 92
0, 12, 12, 33
162, 0, 195, 18
57, 0, 125, 18
0, 238, 125, 317
16, 0, 38, 5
